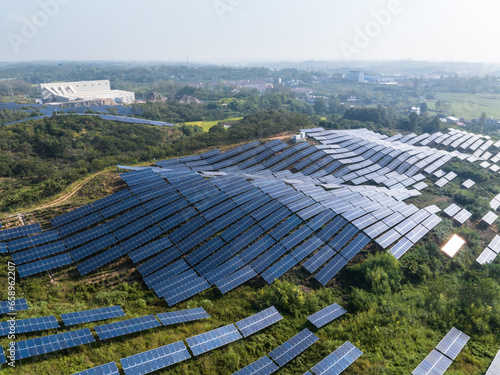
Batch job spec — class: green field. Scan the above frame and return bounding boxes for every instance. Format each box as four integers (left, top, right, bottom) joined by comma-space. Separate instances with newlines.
429, 92, 500, 120
183, 117, 243, 132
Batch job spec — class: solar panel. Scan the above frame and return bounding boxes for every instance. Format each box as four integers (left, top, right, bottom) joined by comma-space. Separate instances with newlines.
389, 238, 414, 260
232, 355, 279, 375
195, 245, 236, 276
0, 223, 42, 242
120, 340, 191, 375
91, 189, 132, 211
221, 216, 257, 242
317, 216, 347, 242
8, 230, 60, 253
128, 236, 173, 263
0, 298, 29, 315
70, 233, 118, 262
315, 254, 349, 286
77, 245, 125, 275
50, 204, 95, 228
485, 350, 500, 375
303, 245, 336, 274
72, 362, 120, 375
311, 341, 363, 375
307, 209, 337, 231
94, 315, 161, 340
291, 236, 324, 262
156, 307, 210, 326
205, 256, 246, 285
56, 212, 103, 238
17, 253, 73, 278
412, 349, 453, 375
329, 224, 358, 251
99, 196, 142, 219
163, 276, 211, 306
261, 255, 299, 284
62, 305, 125, 326
239, 235, 276, 263
0, 347, 5, 365
435, 327, 470, 360
251, 243, 288, 274
0, 315, 59, 336
184, 237, 225, 267
186, 323, 243, 356
14, 328, 95, 360
235, 306, 283, 337
307, 303, 347, 328
216, 265, 258, 294
63, 224, 110, 250
268, 329, 319, 366
12, 240, 67, 265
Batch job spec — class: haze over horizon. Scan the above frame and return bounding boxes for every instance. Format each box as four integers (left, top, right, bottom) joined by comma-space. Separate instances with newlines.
1, 0, 499, 64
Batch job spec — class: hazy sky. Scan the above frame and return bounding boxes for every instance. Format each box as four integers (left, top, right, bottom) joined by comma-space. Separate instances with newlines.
1, 0, 499, 63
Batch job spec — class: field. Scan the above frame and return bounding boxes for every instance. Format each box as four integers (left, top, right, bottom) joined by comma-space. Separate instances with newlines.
428, 92, 500, 120
183, 117, 243, 131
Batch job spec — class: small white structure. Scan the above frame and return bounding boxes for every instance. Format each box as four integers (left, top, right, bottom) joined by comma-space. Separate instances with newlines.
40, 80, 135, 104
292, 132, 306, 143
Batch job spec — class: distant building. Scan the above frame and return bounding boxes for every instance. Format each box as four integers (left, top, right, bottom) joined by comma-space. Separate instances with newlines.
40, 80, 135, 104
292, 132, 306, 143
348, 71, 364, 82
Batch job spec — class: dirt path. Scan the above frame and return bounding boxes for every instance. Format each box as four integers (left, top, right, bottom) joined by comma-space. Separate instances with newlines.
34, 170, 107, 211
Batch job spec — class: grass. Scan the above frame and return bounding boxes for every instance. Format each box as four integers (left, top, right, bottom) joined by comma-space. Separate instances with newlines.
427, 92, 500, 120
183, 117, 243, 132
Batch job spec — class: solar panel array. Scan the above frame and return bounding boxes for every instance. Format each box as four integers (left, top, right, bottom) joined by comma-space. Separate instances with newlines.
3, 128, 491, 307
156, 307, 210, 326
61, 305, 125, 326
307, 303, 347, 328
94, 315, 161, 340
235, 306, 283, 337
14, 328, 95, 360
0, 298, 29, 314
0, 315, 59, 336
232, 355, 279, 375
310, 341, 362, 375
268, 329, 319, 366
485, 350, 500, 375
120, 340, 190, 375
412, 327, 470, 375
186, 323, 243, 356
72, 362, 120, 375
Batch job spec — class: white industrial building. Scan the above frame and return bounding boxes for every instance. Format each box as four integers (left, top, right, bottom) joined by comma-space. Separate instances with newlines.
39, 80, 135, 104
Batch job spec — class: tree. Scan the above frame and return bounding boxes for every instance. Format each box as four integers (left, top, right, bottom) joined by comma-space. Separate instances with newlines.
420, 102, 428, 114
313, 97, 327, 115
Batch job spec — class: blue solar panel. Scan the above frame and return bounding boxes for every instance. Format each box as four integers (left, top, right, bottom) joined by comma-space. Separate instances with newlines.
12, 240, 67, 265
8, 230, 60, 252
138, 246, 182, 277
232, 188, 263, 205
149, 197, 189, 220
128, 236, 172, 263
57, 212, 104, 238
169, 216, 207, 244
119, 225, 163, 253
280, 225, 313, 250
302, 244, 336, 274
158, 207, 198, 232
239, 235, 276, 263
314, 254, 349, 286
50, 204, 95, 228
259, 206, 292, 231
220, 216, 256, 243
291, 236, 324, 262
63, 224, 110, 250
156, 307, 210, 326
269, 215, 302, 241
251, 243, 287, 274
0, 315, 59, 336
62, 305, 125, 326
72, 362, 119, 375
120, 340, 191, 375
77, 245, 125, 276
235, 306, 283, 337
70, 233, 118, 262
240, 194, 271, 214
99, 196, 142, 219
251, 200, 284, 222
0, 298, 29, 314
186, 323, 243, 356
311, 341, 363, 375
211, 208, 246, 232
113, 215, 156, 241
145, 259, 190, 290
91, 189, 132, 211
307, 303, 347, 329
232, 355, 279, 375
163, 276, 211, 306
195, 245, 235, 276
329, 224, 358, 251
268, 329, 319, 367
339, 233, 370, 261
129, 178, 168, 195
216, 265, 258, 294
14, 328, 95, 360
317, 216, 347, 242
137, 184, 174, 203
107, 206, 148, 232
183, 235, 223, 266
227, 225, 263, 254
261, 255, 298, 284
0, 223, 41, 242
18, 253, 73, 278
0, 347, 5, 365
94, 315, 161, 340
205, 256, 246, 285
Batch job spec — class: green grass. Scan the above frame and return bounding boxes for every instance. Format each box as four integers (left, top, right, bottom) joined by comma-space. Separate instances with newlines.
428, 92, 500, 120
183, 117, 243, 132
